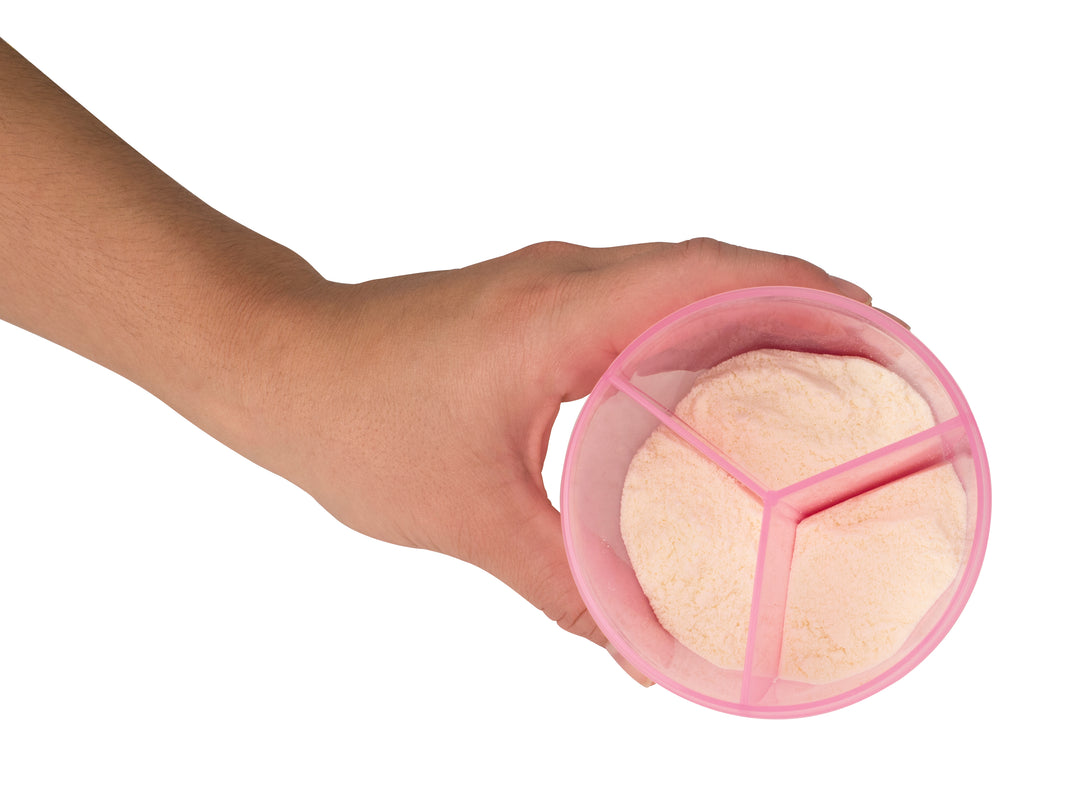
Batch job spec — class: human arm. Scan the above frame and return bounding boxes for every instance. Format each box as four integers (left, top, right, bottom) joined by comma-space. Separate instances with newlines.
0, 39, 871, 678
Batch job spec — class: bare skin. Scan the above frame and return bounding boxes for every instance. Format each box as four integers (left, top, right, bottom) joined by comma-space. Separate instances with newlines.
0, 39, 871, 682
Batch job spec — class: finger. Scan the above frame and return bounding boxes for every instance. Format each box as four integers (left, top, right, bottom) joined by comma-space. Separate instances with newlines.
558, 237, 872, 398
589, 237, 870, 312
572, 241, 673, 268
501, 503, 608, 646
874, 305, 911, 329
477, 240, 673, 274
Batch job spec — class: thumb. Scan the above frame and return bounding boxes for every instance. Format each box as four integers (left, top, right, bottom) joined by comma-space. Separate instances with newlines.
559, 237, 871, 399
497, 501, 654, 686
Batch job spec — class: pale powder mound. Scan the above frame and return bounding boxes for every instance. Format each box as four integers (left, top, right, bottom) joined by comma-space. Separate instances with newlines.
620, 431, 762, 668
782, 465, 965, 682
676, 348, 936, 489
620, 348, 966, 682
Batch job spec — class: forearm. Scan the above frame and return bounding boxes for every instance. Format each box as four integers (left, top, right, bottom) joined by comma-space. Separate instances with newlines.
0, 39, 325, 452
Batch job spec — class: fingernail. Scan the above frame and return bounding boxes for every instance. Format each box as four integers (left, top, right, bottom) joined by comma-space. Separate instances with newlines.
874, 306, 911, 330
828, 274, 872, 304
605, 643, 655, 687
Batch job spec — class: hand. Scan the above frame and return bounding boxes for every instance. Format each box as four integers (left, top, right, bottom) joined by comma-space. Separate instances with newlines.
232, 239, 871, 680
0, 39, 872, 683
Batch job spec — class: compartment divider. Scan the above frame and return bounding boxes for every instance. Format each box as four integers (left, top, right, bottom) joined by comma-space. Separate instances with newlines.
740, 497, 799, 705
776, 417, 967, 520
609, 377, 968, 710
608, 375, 769, 497
737, 417, 966, 707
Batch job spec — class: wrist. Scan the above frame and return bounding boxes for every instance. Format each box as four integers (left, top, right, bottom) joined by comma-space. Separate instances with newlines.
150, 241, 336, 479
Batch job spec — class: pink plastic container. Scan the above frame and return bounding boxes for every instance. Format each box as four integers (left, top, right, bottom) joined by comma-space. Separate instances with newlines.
561, 287, 990, 718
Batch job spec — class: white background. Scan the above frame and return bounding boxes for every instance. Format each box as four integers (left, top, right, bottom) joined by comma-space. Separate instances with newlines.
2, 2, 1076, 808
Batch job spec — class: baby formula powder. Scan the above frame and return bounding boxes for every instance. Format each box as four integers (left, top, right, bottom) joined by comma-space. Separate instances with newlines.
620, 349, 965, 682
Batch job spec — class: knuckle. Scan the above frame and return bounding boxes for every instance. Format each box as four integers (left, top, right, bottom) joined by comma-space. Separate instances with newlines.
677, 236, 726, 264
556, 605, 593, 635
532, 559, 603, 644
775, 252, 828, 283
518, 240, 584, 260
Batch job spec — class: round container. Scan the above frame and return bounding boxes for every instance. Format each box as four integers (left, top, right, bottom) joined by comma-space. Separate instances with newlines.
561, 286, 990, 718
